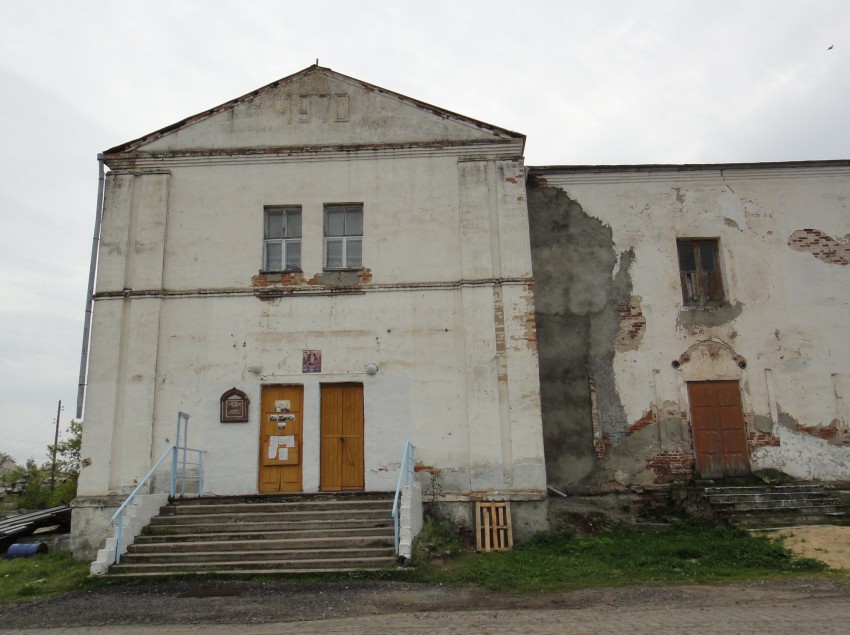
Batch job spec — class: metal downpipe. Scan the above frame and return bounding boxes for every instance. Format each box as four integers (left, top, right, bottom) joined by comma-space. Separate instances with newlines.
76, 153, 106, 419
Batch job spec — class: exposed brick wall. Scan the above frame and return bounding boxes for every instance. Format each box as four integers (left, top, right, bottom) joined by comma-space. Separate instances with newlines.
748, 431, 780, 448
628, 410, 655, 435
251, 271, 306, 287
647, 451, 695, 482
615, 298, 646, 351
788, 229, 850, 265
797, 422, 839, 440
594, 435, 611, 461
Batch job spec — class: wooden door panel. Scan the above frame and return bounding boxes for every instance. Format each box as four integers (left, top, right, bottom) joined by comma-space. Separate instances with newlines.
259, 385, 303, 493
688, 381, 750, 479
320, 384, 364, 491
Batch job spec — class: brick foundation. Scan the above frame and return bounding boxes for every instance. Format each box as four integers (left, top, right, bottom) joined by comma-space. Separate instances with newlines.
647, 451, 695, 482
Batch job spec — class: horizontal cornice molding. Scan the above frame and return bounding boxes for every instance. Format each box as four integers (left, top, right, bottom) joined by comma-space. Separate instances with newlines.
93, 277, 534, 300
105, 139, 525, 170
529, 161, 850, 186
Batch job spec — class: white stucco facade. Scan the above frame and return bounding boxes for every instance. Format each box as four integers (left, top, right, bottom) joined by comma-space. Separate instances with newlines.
71, 67, 547, 557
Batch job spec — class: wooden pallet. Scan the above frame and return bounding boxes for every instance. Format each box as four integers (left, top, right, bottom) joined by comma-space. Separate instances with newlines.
475, 502, 513, 552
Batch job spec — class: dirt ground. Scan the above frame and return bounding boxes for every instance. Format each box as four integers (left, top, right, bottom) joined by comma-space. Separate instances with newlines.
762, 525, 850, 569
2, 577, 850, 629
2, 526, 849, 629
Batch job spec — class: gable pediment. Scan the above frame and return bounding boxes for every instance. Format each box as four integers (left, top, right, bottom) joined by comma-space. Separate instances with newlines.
106, 66, 523, 156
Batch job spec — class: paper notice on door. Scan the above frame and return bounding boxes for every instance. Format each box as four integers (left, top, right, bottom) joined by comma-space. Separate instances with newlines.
280, 435, 295, 448
268, 436, 278, 459
278, 447, 289, 461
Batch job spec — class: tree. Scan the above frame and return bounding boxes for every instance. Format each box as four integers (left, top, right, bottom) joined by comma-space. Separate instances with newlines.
48, 419, 82, 479
45, 419, 82, 506
18, 459, 50, 510
12, 420, 82, 510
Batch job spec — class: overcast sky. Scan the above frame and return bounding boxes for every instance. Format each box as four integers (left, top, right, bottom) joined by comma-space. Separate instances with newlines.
0, 1, 847, 464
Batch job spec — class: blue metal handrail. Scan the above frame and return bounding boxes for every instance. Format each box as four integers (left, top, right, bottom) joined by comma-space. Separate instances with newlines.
391, 441, 415, 554
111, 412, 204, 563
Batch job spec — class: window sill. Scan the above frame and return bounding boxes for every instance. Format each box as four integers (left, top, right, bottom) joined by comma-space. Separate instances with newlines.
680, 301, 728, 311
322, 267, 364, 272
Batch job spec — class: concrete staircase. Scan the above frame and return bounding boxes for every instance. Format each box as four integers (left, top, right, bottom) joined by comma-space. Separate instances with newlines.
107, 493, 397, 577
701, 484, 849, 528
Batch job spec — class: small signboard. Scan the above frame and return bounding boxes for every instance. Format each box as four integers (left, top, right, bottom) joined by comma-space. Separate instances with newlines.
220, 387, 249, 423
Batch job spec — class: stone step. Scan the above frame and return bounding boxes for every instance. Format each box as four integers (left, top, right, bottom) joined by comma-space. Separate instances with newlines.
710, 499, 841, 510
144, 518, 392, 536
728, 514, 850, 529
718, 504, 845, 516
129, 535, 393, 554
136, 525, 393, 544
149, 509, 389, 526
706, 496, 835, 507
106, 566, 391, 578
704, 491, 834, 503
702, 485, 829, 495
110, 556, 395, 575
719, 508, 848, 528
171, 493, 394, 506
123, 547, 394, 564
159, 499, 393, 515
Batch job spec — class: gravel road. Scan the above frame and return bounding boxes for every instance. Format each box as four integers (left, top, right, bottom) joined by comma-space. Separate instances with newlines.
2, 576, 850, 630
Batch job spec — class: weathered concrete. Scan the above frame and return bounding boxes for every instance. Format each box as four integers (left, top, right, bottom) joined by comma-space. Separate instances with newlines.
527, 181, 631, 489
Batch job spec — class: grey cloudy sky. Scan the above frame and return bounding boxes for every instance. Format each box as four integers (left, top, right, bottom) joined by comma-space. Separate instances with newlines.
0, 0, 847, 464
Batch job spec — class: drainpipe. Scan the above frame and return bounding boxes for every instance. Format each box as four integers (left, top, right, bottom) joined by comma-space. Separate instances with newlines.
76, 153, 106, 419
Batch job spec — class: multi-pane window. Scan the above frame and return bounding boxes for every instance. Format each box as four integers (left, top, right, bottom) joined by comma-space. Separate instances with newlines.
264, 207, 302, 271
324, 204, 363, 269
677, 239, 724, 306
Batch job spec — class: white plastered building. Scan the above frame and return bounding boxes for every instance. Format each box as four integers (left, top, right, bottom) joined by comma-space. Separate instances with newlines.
71, 66, 547, 558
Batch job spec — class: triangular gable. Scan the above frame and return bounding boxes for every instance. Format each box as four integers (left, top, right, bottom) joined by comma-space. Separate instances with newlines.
105, 66, 524, 155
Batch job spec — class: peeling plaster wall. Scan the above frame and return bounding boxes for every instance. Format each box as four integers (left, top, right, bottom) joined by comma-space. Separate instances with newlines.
529, 163, 850, 489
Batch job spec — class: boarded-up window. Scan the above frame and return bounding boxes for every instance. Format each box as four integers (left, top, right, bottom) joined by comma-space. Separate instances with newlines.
677, 239, 724, 306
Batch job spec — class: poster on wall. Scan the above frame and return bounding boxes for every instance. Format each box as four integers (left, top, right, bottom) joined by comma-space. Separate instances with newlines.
302, 350, 322, 373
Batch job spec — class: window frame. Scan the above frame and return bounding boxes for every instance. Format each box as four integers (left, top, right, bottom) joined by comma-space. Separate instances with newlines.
323, 204, 363, 270
676, 238, 725, 308
263, 206, 302, 272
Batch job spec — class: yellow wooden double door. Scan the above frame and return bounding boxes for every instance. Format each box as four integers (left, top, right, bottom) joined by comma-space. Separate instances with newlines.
258, 384, 364, 493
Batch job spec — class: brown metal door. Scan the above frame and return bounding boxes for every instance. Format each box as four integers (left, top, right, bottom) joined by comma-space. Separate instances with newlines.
320, 383, 365, 491
258, 385, 303, 493
688, 380, 750, 478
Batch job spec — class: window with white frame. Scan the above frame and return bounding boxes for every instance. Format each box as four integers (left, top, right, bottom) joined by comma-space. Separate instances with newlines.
264, 207, 302, 271
324, 204, 363, 269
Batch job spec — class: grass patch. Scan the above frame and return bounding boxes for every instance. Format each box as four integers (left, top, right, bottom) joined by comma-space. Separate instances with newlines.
410, 519, 832, 592
0, 551, 90, 604
0, 521, 837, 602
412, 516, 464, 563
